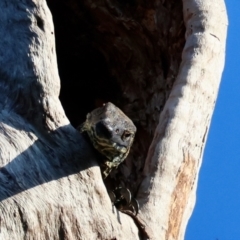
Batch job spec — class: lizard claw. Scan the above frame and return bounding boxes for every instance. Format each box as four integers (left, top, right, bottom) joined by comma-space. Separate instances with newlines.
129, 198, 139, 215
108, 187, 139, 215
115, 187, 131, 204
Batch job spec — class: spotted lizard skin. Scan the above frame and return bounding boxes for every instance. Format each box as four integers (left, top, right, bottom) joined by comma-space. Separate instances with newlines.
80, 102, 136, 178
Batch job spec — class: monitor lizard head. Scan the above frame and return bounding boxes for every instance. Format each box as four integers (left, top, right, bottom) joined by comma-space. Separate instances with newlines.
80, 102, 136, 178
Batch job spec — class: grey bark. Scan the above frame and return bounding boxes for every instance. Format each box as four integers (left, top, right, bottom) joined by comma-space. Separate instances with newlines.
0, 0, 227, 239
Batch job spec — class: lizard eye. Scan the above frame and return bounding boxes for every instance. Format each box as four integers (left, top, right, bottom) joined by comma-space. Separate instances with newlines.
122, 131, 132, 140
95, 121, 112, 139
115, 128, 119, 133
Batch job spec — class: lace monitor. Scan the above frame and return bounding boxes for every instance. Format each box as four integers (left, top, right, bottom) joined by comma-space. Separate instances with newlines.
79, 102, 136, 179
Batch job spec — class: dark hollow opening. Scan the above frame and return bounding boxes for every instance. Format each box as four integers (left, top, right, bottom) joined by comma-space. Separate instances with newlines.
46, 1, 122, 127
45, 0, 185, 192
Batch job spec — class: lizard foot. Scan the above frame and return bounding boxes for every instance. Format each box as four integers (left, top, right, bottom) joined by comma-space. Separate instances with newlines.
108, 187, 139, 215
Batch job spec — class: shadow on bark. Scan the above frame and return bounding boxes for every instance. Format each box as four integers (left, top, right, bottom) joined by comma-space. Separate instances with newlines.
0, 122, 98, 202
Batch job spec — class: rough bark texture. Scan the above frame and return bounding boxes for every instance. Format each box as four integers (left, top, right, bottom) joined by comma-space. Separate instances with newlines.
137, 0, 228, 238
0, 0, 227, 240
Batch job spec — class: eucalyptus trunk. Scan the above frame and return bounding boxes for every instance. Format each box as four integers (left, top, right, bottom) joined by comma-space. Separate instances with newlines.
0, 0, 227, 239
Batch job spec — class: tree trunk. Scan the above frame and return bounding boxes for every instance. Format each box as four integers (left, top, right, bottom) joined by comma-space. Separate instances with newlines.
0, 0, 227, 239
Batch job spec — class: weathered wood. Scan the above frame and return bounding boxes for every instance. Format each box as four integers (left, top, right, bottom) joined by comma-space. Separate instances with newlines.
0, 0, 227, 239
137, 0, 228, 239
0, 1, 140, 239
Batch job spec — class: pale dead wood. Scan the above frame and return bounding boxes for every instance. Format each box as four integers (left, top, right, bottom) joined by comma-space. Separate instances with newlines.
137, 0, 228, 239
0, 0, 227, 240
0, 1, 139, 239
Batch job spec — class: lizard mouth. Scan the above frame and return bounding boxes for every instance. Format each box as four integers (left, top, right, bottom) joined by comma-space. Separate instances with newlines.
112, 142, 128, 153
96, 140, 128, 155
